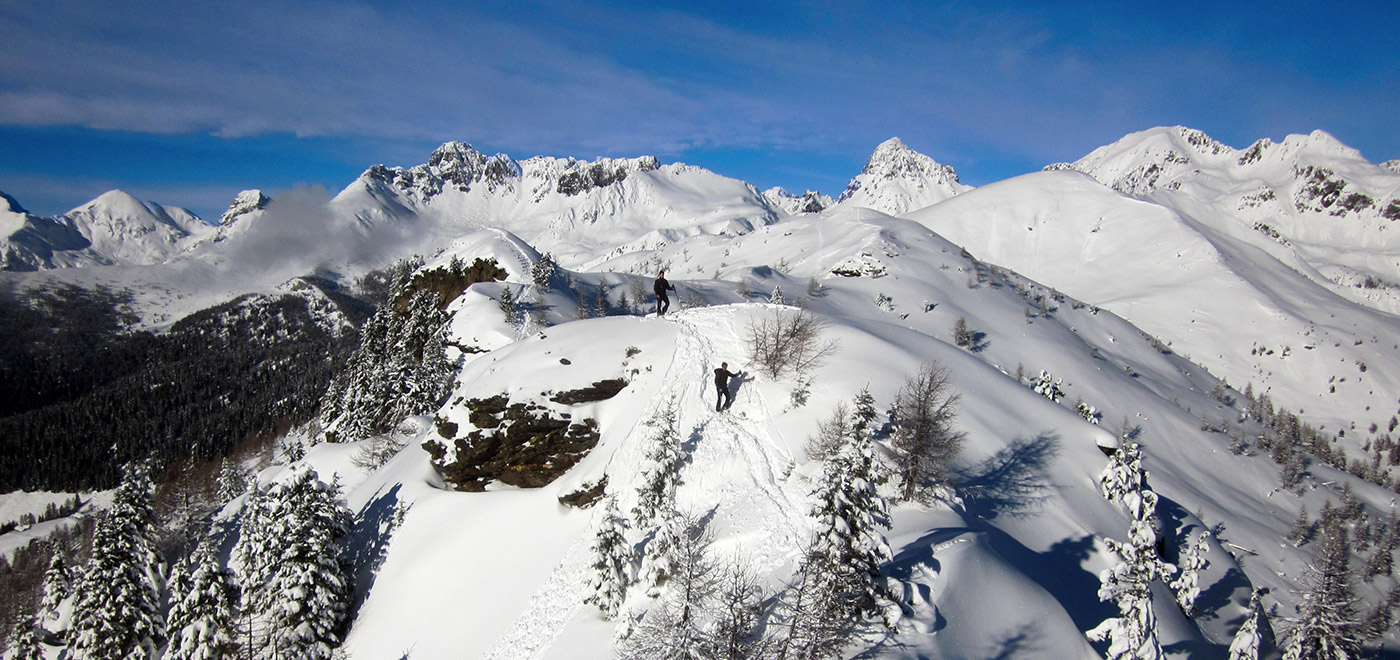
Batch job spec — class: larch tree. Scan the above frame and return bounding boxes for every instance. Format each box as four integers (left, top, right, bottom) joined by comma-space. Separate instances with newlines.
1281, 517, 1362, 660
889, 363, 965, 502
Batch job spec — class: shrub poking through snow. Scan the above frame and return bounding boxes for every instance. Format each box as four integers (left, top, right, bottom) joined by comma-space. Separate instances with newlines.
745, 309, 836, 379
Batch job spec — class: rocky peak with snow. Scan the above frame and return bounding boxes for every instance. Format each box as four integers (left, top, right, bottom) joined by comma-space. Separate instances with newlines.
762, 187, 832, 214
220, 190, 271, 226
836, 137, 971, 216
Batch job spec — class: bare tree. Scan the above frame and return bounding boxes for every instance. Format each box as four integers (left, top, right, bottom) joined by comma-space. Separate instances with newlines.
746, 309, 837, 379
890, 362, 966, 502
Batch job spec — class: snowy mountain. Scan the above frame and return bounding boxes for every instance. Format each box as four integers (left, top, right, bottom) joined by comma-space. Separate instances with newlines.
4, 129, 1400, 659
328, 141, 782, 271
0, 189, 213, 271
835, 137, 972, 216
1054, 126, 1400, 313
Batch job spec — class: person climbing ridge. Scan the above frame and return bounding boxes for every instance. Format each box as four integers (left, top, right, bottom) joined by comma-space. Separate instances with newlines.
654, 270, 676, 317
714, 361, 741, 411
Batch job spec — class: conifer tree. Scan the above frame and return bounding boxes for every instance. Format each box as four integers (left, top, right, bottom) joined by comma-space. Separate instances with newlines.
166, 544, 240, 660
69, 514, 164, 659
1281, 517, 1362, 660
1033, 370, 1065, 402
70, 463, 165, 660
623, 519, 720, 659
586, 496, 633, 618
531, 252, 557, 291
1171, 531, 1210, 617
39, 551, 72, 621
808, 415, 893, 622
258, 467, 353, 660
1228, 588, 1267, 660
8, 617, 43, 660
770, 285, 785, 305
632, 399, 684, 530
1099, 442, 1147, 508
1088, 466, 1173, 660
890, 363, 965, 502
772, 547, 855, 660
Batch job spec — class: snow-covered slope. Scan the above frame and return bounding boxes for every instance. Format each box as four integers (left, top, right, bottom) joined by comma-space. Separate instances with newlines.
0, 190, 90, 270
835, 138, 972, 216
905, 169, 1400, 470
255, 203, 1394, 659
1056, 126, 1400, 313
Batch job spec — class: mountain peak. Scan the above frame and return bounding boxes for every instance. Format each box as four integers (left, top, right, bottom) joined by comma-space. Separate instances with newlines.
221, 190, 271, 225
0, 190, 27, 215
837, 138, 970, 215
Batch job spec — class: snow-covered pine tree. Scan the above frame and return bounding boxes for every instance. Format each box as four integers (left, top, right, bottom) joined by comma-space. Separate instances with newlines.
1033, 370, 1065, 402
232, 481, 274, 618
1087, 487, 1173, 660
770, 285, 785, 305
257, 467, 353, 660
632, 398, 684, 530
586, 496, 634, 618
1077, 401, 1100, 425
850, 387, 878, 443
68, 512, 164, 659
320, 265, 457, 443
1228, 588, 1267, 660
8, 617, 43, 660
808, 415, 894, 623
1170, 531, 1210, 617
531, 252, 557, 291
39, 551, 72, 621
890, 362, 965, 502
1099, 442, 1147, 507
165, 544, 240, 660
216, 459, 250, 505
1281, 516, 1362, 660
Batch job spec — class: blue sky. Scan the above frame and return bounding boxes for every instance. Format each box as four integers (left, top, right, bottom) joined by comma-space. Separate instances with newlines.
1, 0, 1396, 220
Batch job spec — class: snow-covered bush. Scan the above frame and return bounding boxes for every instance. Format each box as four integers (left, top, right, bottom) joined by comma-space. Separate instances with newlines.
1033, 370, 1065, 403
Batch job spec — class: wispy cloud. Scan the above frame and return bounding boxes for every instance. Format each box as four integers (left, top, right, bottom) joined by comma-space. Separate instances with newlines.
0, 0, 1396, 197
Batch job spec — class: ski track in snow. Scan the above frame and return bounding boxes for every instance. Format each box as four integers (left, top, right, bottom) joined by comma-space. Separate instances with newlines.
481, 533, 593, 660
482, 307, 806, 659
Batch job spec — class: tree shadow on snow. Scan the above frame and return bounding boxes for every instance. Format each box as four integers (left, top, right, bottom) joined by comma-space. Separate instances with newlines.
969, 526, 1116, 635
953, 433, 1060, 521
344, 483, 404, 621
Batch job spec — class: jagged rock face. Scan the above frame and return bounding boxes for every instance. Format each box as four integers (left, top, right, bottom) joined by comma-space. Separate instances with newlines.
366, 141, 523, 201
836, 137, 971, 215
762, 187, 833, 215
220, 190, 271, 225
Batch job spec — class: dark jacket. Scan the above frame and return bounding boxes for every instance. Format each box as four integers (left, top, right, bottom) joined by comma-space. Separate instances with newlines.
714, 367, 738, 389
654, 277, 675, 297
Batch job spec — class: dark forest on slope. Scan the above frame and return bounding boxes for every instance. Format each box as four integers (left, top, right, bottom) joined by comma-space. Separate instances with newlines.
0, 280, 366, 492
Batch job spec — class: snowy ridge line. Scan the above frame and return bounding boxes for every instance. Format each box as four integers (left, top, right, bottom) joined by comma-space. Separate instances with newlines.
480, 532, 594, 660
489, 227, 535, 278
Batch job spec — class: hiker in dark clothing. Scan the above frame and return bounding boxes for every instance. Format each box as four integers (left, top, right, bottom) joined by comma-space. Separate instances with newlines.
714, 362, 740, 411
654, 271, 676, 316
